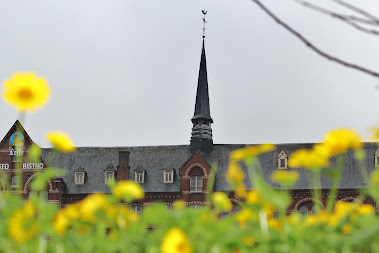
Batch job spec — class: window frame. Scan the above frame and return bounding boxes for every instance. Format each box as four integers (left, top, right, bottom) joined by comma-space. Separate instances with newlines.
135, 170, 145, 183
163, 169, 174, 183
11, 176, 20, 188
75, 171, 85, 185
190, 176, 203, 193
131, 204, 143, 214
278, 151, 288, 169
104, 171, 115, 184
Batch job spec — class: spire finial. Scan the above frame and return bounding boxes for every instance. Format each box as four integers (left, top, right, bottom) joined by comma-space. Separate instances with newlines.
202, 10, 207, 38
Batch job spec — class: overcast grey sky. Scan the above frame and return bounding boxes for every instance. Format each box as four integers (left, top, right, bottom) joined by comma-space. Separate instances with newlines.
1, 0, 379, 148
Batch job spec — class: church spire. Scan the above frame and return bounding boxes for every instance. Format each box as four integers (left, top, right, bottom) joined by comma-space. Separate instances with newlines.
190, 11, 213, 155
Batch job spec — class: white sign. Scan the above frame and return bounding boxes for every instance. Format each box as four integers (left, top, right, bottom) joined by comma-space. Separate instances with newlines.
9, 148, 24, 156
23, 163, 44, 170
0, 164, 9, 170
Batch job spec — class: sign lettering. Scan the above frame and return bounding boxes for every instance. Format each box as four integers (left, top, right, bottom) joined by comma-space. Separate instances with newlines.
0, 164, 9, 170
23, 163, 44, 170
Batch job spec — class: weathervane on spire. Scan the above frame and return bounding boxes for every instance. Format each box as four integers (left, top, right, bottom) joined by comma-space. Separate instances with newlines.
202, 10, 207, 38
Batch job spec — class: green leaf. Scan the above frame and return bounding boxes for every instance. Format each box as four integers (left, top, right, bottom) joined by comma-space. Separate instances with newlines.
30, 168, 65, 191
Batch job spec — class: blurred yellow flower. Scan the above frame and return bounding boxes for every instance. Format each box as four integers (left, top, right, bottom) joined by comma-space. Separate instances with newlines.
242, 236, 255, 246
246, 190, 259, 205
212, 192, 232, 211
226, 162, 245, 184
369, 127, 379, 141
47, 132, 76, 152
173, 200, 186, 210
112, 181, 144, 202
271, 170, 299, 187
8, 201, 39, 244
268, 218, 282, 231
235, 184, 247, 198
161, 227, 192, 253
53, 203, 81, 235
80, 193, 112, 222
288, 146, 329, 170
3, 72, 50, 111
236, 209, 253, 228
356, 204, 375, 216
230, 144, 275, 162
323, 129, 362, 156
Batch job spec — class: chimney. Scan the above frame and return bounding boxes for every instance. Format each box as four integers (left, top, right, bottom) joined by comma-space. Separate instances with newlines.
117, 151, 130, 181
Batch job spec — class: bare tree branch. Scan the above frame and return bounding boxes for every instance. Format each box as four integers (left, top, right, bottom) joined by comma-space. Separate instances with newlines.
294, 0, 379, 35
330, 0, 379, 22
251, 0, 379, 79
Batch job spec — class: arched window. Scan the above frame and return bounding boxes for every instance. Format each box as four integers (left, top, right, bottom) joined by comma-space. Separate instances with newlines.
298, 201, 317, 216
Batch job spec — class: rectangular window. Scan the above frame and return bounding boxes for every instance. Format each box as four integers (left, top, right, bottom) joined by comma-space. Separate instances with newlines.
190, 176, 203, 193
75, 172, 85, 185
135, 171, 144, 183
280, 159, 286, 168
11, 176, 19, 188
131, 205, 143, 214
163, 169, 173, 183
105, 171, 114, 183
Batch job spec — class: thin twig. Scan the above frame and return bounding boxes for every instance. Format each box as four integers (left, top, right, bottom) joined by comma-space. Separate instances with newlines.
251, 0, 379, 79
294, 0, 379, 35
330, 0, 379, 22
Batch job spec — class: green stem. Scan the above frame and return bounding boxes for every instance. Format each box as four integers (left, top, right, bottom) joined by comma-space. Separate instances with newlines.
326, 154, 344, 212
311, 170, 322, 213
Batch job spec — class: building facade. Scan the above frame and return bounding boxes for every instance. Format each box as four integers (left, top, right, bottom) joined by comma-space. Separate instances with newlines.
0, 38, 376, 214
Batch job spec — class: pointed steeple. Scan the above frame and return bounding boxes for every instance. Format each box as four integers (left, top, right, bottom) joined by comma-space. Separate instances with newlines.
192, 39, 213, 123
190, 38, 214, 155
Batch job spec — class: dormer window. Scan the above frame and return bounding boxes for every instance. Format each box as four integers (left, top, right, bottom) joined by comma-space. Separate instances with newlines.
74, 167, 86, 185
135, 170, 145, 183
278, 151, 288, 169
105, 171, 115, 183
163, 169, 174, 183
75, 172, 85, 185
375, 148, 379, 167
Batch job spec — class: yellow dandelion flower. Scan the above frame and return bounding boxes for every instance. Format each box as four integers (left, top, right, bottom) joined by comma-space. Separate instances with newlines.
304, 215, 319, 227
268, 218, 282, 231
230, 144, 275, 162
246, 190, 259, 205
271, 170, 299, 187
47, 131, 76, 152
161, 227, 192, 253
8, 201, 39, 244
3, 72, 50, 111
212, 192, 232, 211
236, 208, 253, 228
79, 193, 111, 222
370, 127, 379, 141
226, 162, 245, 184
235, 184, 247, 198
112, 181, 144, 202
288, 146, 329, 170
323, 129, 362, 157
356, 204, 375, 215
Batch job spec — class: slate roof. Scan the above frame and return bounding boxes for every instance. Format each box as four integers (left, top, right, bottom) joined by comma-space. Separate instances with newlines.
42, 143, 379, 195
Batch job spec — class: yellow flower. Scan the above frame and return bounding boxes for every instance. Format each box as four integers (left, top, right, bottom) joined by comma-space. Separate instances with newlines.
268, 218, 282, 231
161, 227, 192, 253
271, 170, 299, 187
236, 208, 253, 228
230, 144, 275, 162
226, 162, 245, 184
288, 145, 329, 170
355, 204, 375, 216
323, 129, 362, 157
8, 201, 39, 244
47, 132, 76, 152
53, 204, 81, 235
3, 72, 50, 111
246, 190, 259, 205
235, 184, 247, 198
212, 192, 232, 211
79, 193, 112, 222
112, 181, 144, 202
369, 127, 379, 141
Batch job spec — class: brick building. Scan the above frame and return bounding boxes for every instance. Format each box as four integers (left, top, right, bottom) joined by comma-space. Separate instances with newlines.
0, 37, 376, 214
